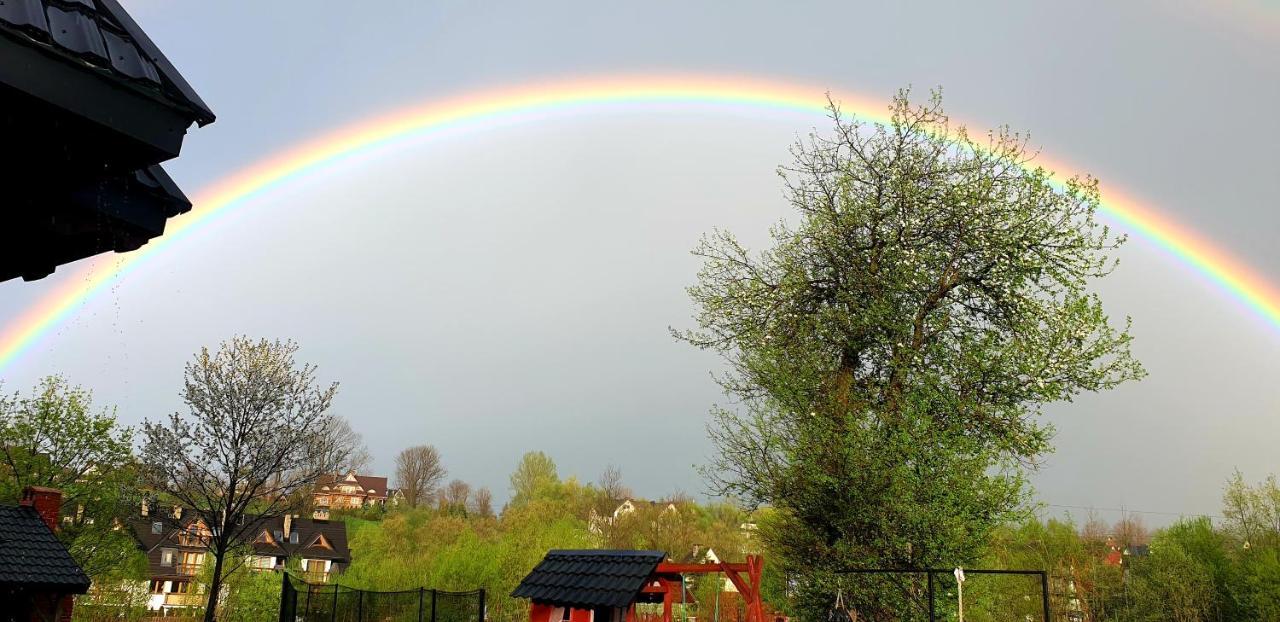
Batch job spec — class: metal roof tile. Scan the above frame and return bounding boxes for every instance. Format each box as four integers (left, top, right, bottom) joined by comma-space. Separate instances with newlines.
0, 0, 48, 32
100, 26, 159, 82
46, 5, 107, 60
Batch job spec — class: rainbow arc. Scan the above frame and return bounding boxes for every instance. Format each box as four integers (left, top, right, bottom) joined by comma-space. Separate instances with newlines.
1, 74, 1277, 370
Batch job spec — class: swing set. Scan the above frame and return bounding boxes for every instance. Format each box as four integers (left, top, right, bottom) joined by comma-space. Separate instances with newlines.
646, 555, 766, 622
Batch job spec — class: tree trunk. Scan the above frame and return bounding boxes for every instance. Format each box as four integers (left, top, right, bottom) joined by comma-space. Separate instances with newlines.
204, 547, 226, 622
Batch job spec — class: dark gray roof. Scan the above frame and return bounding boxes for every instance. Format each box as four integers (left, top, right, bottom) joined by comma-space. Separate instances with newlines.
0, 0, 214, 124
129, 514, 351, 579
512, 550, 665, 609
0, 505, 90, 592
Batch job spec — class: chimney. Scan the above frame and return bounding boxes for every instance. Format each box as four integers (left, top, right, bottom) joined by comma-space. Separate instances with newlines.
20, 486, 63, 533
283, 514, 293, 539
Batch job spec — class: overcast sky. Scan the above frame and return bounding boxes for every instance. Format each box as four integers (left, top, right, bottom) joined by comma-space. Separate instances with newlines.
1, 1, 1276, 525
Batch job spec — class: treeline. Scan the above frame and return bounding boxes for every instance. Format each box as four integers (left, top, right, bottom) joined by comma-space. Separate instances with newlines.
959, 472, 1280, 622
7, 372, 1279, 622
339, 451, 759, 622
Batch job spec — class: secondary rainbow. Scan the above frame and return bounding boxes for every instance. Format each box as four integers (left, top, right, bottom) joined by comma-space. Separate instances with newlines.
1, 74, 1277, 371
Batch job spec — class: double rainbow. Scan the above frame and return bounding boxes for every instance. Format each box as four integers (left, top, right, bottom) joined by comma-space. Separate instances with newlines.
1, 74, 1277, 371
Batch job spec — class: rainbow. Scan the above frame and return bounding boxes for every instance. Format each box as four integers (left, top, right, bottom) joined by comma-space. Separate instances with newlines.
1, 74, 1278, 371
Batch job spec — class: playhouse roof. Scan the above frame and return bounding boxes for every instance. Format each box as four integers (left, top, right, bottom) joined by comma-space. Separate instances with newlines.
0, 505, 90, 591
512, 550, 666, 609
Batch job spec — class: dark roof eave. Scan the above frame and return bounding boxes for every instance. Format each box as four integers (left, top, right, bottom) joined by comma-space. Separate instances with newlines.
95, 0, 214, 125
0, 580, 91, 594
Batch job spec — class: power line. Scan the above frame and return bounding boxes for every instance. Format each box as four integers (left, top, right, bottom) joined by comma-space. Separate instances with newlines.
1042, 503, 1225, 521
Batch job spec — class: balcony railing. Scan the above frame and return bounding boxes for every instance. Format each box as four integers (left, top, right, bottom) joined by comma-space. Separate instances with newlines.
303, 571, 331, 584
163, 593, 203, 607
170, 563, 202, 576
176, 534, 207, 547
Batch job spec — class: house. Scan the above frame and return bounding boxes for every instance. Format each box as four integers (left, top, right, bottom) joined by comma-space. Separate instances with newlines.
313, 471, 390, 512
512, 550, 765, 622
0, 487, 91, 622
0, 0, 214, 282
130, 509, 350, 613
245, 514, 350, 584
590, 499, 679, 534
129, 507, 209, 613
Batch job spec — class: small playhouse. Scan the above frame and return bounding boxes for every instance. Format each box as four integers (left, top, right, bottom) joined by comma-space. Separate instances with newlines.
512, 550, 764, 622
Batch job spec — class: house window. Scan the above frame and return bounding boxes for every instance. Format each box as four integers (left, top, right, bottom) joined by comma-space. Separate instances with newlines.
152, 521, 164, 534
274, 530, 284, 541
561, 608, 572, 622
289, 532, 299, 544
160, 548, 176, 566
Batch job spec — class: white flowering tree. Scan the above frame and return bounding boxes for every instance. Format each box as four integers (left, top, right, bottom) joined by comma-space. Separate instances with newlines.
141, 337, 340, 622
676, 90, 1144, 620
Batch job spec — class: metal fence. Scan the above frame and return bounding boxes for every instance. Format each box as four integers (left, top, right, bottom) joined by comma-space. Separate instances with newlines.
833, 568, 1050, 622
279, 574, 485, 622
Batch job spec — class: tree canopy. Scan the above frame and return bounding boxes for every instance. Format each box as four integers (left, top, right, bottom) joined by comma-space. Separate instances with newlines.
678, 90, 1143, 619
140, 337, 342, 622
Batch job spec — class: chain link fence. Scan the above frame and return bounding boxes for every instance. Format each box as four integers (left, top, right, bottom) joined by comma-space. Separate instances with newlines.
279, 574, 485, 622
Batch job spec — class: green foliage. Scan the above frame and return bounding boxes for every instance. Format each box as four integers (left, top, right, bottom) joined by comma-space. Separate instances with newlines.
508, 451, 560, 508
217, 565, 286, 622
340, 504, 591, 622
677, 90, 1143, 620
980, 517, 1124, 621
0, 376, 148, 583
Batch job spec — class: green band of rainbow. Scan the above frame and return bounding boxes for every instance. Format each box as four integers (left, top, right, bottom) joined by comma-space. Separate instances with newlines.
1, 74, 1277, 371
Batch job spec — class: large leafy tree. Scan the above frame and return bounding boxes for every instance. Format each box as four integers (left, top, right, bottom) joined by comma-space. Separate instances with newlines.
0, 376, 146, 582
140, 337, 342, 622
677, 91, 1142, 619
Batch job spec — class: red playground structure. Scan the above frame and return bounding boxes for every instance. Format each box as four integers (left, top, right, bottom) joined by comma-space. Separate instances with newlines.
513, 550, 765, 622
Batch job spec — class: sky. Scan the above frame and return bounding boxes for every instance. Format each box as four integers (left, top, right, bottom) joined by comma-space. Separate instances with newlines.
0, 0, 1277, 525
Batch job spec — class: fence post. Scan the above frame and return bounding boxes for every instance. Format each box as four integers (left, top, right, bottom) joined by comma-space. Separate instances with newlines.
420, 587, 426, 622
478, 589, 486, 622
1040, 571, 1051, 622
332, 585, 339, 622
279, 572, 290, 622
431, 589, 438, 622
927, 570, 935, 622
358, 590, 364, 622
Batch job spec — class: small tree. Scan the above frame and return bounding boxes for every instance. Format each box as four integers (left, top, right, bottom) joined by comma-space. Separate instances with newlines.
312, 416, 372, 476
395, 445, 447, 508
509, 451, 559, 508
440, 479, 472, 515
140, 337, 340, 622
470, 487, 495, 518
